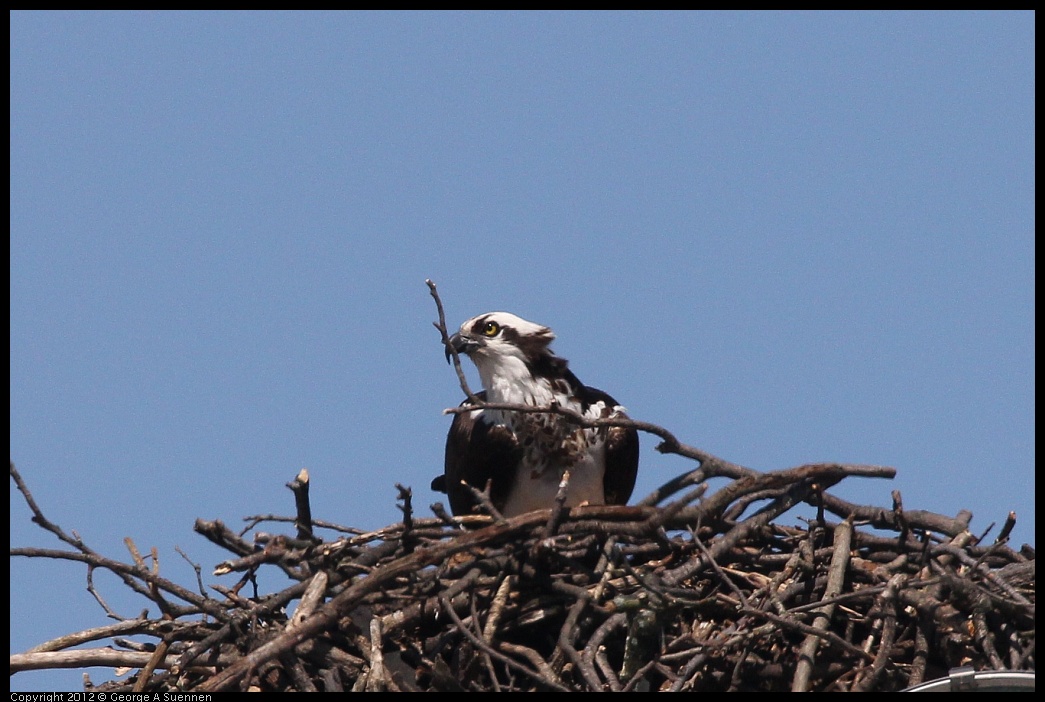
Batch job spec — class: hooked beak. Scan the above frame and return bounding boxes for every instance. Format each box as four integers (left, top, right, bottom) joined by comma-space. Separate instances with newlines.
445, 332, 480, 364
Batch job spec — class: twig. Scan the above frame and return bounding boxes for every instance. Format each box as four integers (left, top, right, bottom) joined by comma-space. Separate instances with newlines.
426, 279, 481, 404
792, 518, 854, 691
287, 468, 315, 542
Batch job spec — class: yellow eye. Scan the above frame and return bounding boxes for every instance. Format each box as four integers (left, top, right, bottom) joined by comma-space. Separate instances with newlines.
483, 321, 500, 337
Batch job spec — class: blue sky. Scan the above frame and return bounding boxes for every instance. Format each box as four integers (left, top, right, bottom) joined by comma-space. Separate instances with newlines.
10, 11, 1034, 692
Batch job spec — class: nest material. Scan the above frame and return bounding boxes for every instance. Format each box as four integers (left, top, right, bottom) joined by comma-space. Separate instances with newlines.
10, 462, 1035, 692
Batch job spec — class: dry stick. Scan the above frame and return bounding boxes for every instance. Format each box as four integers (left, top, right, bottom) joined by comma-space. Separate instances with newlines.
693, 532, 749, 609
611, 659, 653, 693
740, 607, 872, 664
181, 565, 341, 670
539, 470, 572, 541
595, 646, 622, 692
763, 550, 804, 616
282, 651, 319, 692
438, 594, 569, 691
290, 571, 330, 628
395, 483, 415, 552
175, 620, 238, 674
550, 535, 623, 688
321, 664, 345, 692
585, 612, 627, 692
287, 468, 314, 542
194, 519, 258, 556
497, 642, 565, 689
25, 619, 174, 654
212, 538, 289, 576
364, 618, 388, 692
12, 546, 228, 621
12, 463, 220, 619
556, 598, 598, 689
482, 574, 515, 641
995, 511, 1017, 544
971, 606, 1006, 670
461, 593, 501, 693
11, 462, 90, 551
84, 563, 124, 620
174, 546, 209, 600
1005, 622, 1027, 670
784, 576, 937, 616
464, 482, 506, 521
661, 470, 831, 587
298, 630, 367, 675
822, 491, 972, 538
670, 652, 710, 692
931, 543, 1034, 609
637, 467, 706, 507
133, 615, 174, 693
851, 573, 904, 692
908, 614, 931, 688
426, 278, 481, 405
791, 518, 854, 692
645, 484, 708, 531
441, 396, 759, 480
10, 648, 238, 674
242, 512, 367, 537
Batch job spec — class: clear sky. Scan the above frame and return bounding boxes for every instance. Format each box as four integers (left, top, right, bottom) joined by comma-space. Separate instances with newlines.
10, 11, 1034, 692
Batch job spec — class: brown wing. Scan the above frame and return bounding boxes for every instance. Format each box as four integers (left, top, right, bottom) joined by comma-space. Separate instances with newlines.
433, 392, 521, 516
577, 385, 640, 506
603, 419, 640, 505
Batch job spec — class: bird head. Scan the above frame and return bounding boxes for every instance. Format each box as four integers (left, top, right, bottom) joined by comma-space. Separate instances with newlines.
445, 312, 560, 392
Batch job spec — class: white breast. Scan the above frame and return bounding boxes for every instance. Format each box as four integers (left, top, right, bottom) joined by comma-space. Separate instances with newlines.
501, 439, 607, 517
489, 381, 615, 517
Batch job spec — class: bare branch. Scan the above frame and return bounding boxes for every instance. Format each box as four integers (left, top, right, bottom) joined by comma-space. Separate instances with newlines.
426, 278, 481, 403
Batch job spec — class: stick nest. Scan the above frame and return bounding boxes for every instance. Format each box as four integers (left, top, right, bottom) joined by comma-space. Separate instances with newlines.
10, 461, 1035, 692
9, 282, 1035, 691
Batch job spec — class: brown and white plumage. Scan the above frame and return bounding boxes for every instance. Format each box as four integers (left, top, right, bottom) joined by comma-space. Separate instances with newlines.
432, 312, 639, 517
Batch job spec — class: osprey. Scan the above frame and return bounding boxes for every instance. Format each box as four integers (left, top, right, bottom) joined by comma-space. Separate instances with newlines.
431, 312, 639, 518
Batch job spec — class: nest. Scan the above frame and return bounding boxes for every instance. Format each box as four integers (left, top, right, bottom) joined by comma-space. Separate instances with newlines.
9, 283, 1035, 691
10, 460, 1035, 692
